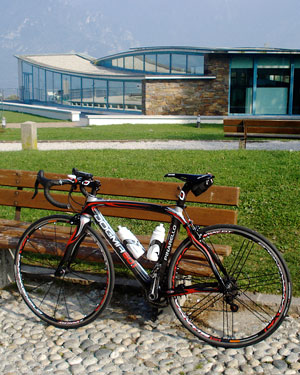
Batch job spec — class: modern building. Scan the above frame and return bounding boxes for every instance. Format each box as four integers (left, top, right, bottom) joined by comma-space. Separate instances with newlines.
16, 46, 300, 116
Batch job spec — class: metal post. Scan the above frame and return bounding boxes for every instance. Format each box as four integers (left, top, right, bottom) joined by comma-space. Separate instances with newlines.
196, 114, 201, 128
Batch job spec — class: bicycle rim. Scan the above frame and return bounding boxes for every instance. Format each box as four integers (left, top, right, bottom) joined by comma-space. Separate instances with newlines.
168, 224, 291, 348
14, 214, 115, 328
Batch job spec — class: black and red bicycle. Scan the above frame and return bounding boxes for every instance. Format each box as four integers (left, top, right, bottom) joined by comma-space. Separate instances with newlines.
14, 168, 291, 348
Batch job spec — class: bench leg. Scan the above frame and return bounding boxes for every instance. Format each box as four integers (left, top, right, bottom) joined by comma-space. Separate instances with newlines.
239, 138, 246, 149
0, 249, 14, 288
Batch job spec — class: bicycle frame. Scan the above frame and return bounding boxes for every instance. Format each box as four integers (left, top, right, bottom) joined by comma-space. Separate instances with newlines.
59, 194, 228, 299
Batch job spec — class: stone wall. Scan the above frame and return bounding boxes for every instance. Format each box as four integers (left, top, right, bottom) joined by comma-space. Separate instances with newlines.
143, 54, 230, 116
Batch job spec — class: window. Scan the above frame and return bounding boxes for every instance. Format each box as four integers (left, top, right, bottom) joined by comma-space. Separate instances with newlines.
157, 54, 170, 73
112, 58, 124, 68
124, 56, 134, 70
70, 76, 81, 106
171, 54, 186, 74
144, 54, 156, 72
53, 73, 62, 104
293, 59, 300, 114
133, 55, 144, 71
187, 55, 204, 74
108, 81, 123, 109
39, 69, 46, 101
94, 80, 107, 108
230, 57, 253, 114
124, 81, 142, 111
82, 78, 93, 107
256, 57, 290, 115
33, 67, 40, 101
62, 75, 71, 105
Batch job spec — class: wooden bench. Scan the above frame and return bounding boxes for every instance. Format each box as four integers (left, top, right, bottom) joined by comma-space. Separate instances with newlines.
224, 118, 300, 148
0, 169, 240, 286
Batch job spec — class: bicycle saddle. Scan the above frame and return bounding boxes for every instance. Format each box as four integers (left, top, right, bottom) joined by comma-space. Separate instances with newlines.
164, 173, 214, 196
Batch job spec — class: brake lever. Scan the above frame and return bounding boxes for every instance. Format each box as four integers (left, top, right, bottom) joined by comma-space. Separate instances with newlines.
32, 170, 43, 200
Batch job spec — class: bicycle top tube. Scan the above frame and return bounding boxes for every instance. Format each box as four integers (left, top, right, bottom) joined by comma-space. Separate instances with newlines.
83, 195, 189, 227
32, 168, 214, 212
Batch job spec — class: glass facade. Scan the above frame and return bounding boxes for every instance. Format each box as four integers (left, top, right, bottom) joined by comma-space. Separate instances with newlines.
230, 55, 300, 115
98, 52, 205, 75
21, 62, 142, 112
18, 48, 300, 115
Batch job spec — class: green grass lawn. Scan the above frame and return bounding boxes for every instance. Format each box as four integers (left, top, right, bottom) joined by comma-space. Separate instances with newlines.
0, 149, 299, 295
2, 110, 63, 124
0, 122, 226, 141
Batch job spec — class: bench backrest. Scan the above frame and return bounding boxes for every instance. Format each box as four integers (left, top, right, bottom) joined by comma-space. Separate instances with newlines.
224, 118, 300, 136
0, 169, 239, 226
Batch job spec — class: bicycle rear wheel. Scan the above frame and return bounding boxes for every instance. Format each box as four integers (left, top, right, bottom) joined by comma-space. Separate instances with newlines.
168, 224, 291, 348
14, 214, 115, 328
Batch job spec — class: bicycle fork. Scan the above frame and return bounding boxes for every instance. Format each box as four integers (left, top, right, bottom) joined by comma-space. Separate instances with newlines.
54, 214, 91, 277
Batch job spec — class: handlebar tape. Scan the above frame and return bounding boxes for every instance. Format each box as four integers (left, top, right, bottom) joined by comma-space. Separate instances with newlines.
32, 170, 71, 209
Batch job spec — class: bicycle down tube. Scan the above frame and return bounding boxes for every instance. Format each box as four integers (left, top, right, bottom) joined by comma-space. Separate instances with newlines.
79, 195, 227, 294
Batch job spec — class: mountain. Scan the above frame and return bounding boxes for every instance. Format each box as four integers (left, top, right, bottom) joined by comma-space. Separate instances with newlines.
0, 0, 140, 89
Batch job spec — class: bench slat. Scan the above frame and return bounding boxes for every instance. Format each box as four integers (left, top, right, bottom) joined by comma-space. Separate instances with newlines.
0, 219, 231, 257
224, 118, 300, 138
0, 189, 238, 225
0, 169, 240, 206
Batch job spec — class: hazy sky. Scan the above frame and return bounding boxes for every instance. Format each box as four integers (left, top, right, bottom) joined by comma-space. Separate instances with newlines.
1, 0, 299, 87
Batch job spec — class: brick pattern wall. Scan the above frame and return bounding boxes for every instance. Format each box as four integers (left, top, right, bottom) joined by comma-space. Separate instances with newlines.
143, 54, 230, 116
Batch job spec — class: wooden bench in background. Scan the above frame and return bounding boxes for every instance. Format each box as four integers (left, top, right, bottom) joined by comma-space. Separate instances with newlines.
224, 118, 300, 148
0, 169, 240, 287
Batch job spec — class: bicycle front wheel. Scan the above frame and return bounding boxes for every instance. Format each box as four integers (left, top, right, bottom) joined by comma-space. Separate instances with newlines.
168, 224, 291, 348
14, 214, 115, 328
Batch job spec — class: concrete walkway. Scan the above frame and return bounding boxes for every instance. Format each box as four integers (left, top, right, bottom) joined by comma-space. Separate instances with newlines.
1, 139, 300, 152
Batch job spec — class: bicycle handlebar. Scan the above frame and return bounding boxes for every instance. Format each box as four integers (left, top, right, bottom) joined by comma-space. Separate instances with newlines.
32, 168, 101, 209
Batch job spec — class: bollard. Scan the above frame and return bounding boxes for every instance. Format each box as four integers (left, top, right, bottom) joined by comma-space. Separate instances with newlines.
21, 121, 38, 150
196, 114, 201, 128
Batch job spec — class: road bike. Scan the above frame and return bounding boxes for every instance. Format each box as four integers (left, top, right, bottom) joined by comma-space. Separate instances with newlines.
14, 168, 292, 348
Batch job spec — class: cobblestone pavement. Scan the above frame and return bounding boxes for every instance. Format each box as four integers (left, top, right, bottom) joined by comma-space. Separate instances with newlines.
0, 287, 300, 375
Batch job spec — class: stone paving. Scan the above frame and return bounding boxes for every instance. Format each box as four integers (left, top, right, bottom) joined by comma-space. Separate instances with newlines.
0, 286, 299, 375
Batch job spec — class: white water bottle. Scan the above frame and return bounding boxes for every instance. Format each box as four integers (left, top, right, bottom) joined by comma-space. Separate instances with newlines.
147, 224, 165, 262
117, 226, 145, 259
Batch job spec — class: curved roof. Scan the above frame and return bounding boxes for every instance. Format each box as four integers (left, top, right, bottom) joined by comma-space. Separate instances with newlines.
16, 53, 144, 79
95, 45, 300, 64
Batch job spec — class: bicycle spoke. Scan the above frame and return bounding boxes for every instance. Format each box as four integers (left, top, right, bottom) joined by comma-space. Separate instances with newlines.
169, 226, 290, 348
16, 215, 113, 328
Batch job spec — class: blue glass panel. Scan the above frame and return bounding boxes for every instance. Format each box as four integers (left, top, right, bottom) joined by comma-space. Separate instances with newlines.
133, 55, 144, 71
157, 54, 170, 73
39, 69, 46, 101
171, 54, 186, 74
53, 73, 62, 104
112, 58, 124, 68
62, 75, 71, 105
94, 80, 107, 109
145, 54, 156, 72
124, 81, 142, 111
33, 67, 40, 100
46, 71, 54, 102
124, 56, 134, 69
82, 78, 93, 107
70, 76, 81, 107
108, 81, 123, 109
187, 55, 204, 74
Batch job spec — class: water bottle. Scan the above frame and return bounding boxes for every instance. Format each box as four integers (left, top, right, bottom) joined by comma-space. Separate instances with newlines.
147, 224, 165, 262
117, 226, 145, 259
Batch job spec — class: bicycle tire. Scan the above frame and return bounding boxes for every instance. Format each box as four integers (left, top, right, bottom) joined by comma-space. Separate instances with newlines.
168, 224, 291, 348
14, 214, 115, 328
